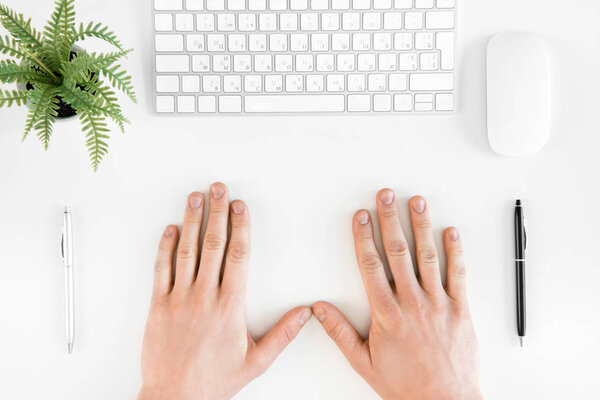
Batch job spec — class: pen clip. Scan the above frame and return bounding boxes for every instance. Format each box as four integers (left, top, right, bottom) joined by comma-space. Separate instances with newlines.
60, 229, 65, 264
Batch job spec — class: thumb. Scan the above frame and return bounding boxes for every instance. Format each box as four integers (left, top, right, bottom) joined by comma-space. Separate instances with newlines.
312, 301, 371, 374
248, 306, 311, 374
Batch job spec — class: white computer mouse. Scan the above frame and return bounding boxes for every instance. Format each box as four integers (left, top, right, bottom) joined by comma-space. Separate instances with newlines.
486, 32, 551, 156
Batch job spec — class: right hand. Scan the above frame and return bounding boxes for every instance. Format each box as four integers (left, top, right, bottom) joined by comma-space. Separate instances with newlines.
312, 189, 482, 400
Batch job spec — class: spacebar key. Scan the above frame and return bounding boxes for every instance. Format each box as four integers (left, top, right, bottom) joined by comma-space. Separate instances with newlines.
245, 95, 345, 113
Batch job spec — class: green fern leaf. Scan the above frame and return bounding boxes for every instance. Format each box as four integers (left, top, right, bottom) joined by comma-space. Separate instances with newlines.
0, 34, 27, 58
60, 50, 131, 82
80, 76, 129, 132
0, 59, 54, 84
79, 111, 109, 172
0, 4, 43, 50
70, 21, 123, 50
57, 79, 101, 114
0, 88, 27, 107
22, 83, 60, 143
101, 64, 137, 103
41, 0, 74, 70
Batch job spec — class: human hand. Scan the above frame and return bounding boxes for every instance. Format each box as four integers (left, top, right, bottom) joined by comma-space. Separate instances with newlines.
138, 183, 311, 400
313, 190, 482, 400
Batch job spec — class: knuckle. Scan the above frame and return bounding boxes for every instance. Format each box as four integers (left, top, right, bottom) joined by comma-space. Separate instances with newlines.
227, 242, 249, 263
359, 253, 383, 273
386, 239, 410, 258
451, 263, 467, 278
177, 244, 196, 259
203, 233, 226, 251
414, 218, 431, 230
418, 249, 439, 265
326, 322, 344, 342
403, 295, 427, 317
380, 207, 398, 219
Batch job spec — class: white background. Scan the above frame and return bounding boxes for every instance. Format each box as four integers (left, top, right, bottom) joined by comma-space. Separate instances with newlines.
1, 0, 599, 399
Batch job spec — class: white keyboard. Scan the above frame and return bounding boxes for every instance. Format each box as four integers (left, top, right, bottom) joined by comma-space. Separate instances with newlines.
152, 0, 456, 114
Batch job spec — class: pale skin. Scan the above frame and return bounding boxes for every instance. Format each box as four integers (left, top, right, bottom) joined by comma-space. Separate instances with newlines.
139, 184, 482, 400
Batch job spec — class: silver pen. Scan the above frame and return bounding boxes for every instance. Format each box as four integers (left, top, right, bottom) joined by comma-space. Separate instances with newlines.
61, 207, 75, 354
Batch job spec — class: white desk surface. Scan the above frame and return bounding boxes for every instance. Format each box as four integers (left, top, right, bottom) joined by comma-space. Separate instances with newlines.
1, 1, 599, 399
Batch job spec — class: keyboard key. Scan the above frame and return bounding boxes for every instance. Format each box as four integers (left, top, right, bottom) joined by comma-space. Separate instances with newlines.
186, 34, 205, 51
291, 0, 308, 10
202, 75, 221, 92
296, 54, 314, 71
197, 14, 215, 31
223, 75, 242, 92
331, 34, 350, 51
207, 34, 226, 51
244, 75, 262, 92
198, 96, 216, 112
414, 93, 433, 102
178, 95, 196, 112
238, 14, 257, 31
301, 13, 319, 30
248, 0, 267, 9
192, 54, 210, 71
388, 73, 407, 91
175, 14, 194, 31
155, 34, 184, 51
394, 32, 413, 50
368, 74, 386, 91
425, 11, 454, 29
228, 34, 246, 51
265, 75, 283, 92
394, 0, 412, 8
435, 93, 453, 110
322, 13, 340, 30
275, 54, 293, 71
394, 93, 412, 111
347, 74, 365, 91
352, 33, 370, 50
186, 0, 204, 9
420, 53, 439, 70
399, 53, 417, 70
363, 12, 381, 30
332, 0, 350, 9
254, 54, 272, 71
373, 94, 392, 111
353, 0, 370, 10
206, 0, 225, 10
327, 74, 345, 91
373, 33, 392, 50
312, 0, 329, 10
270, 34, 288, 51
409, 73, 453, 90
436, 32, 454, 70
217, 13, 236, 31
405, 11, 423, 29
383, 12, 402, 29
378, 53, 397, 70
374, 0, 392, 9
415, 32, 434, 49
415, 102, 433, 111
415, 0, 433, 8
357, 53, 376, 71
337, 53, 355, 71
156, 75, 180, 92
156, 95, 175, 112
436, 0, 454, 8
285, 75, 304, 92
306, 74, 324, 92
259, 13, 277, 31
156, 55, 189, 72
290, 34, 309, 51
280, 13, 298, 31
342, 13, 360, 30
233, 54, 251, 71
155, 14, 173, 31
316, 54, 335, 71
311, 34, 329, 51
227, 0, 245, 10
155, 0, 183, 11
249, 34, 268, 51
348, 94, 370, 111
269, 0, 287, 10
181, 75, 200, 92
245, 95, 345, 112
212, 54, 231, 71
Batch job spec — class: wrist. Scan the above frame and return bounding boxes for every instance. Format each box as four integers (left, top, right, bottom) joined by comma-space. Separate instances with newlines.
138, 386, 192, 400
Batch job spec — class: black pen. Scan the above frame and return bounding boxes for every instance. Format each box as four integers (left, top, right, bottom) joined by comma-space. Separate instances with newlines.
514, 200, 527, 347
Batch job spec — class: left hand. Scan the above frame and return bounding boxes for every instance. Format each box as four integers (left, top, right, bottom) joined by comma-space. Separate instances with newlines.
138, 183, 311, 400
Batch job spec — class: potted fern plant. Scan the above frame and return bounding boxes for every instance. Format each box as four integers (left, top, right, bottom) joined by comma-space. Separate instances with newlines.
0, 0, 136, 171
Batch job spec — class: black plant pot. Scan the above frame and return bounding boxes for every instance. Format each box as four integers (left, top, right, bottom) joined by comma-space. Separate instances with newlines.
19, 46, 85, 119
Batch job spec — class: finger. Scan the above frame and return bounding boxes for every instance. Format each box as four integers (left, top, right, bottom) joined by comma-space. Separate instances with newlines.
174, 192, 204, 289
221, 200, 250, 303
196, 182, 229, 290
248, 306, 311, 374
353, 210, 395, 310
312, 301, 371, 375
152, 225, 178, 298
409, 196, 444, 296
444, 227, 467, 302
376, 189, 421, 302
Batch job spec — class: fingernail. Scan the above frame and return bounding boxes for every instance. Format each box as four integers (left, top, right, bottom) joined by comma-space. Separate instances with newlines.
189, 194, 203, 209
211, 184, 225, 199
313, 308, 326, 322
356, 210, 370, 225
412, 198, 426, 214
231, 201, 244, 214
164, 225, 175, 237
449, 228, 460, 241
298, 309, 311, 325
380, 189, 394, 206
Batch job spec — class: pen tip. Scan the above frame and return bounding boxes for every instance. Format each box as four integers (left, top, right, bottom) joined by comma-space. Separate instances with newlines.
519, 337, 524, 347
64, 206, 71, 213
516, 199, 522, 206
68, 343, 73, 354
